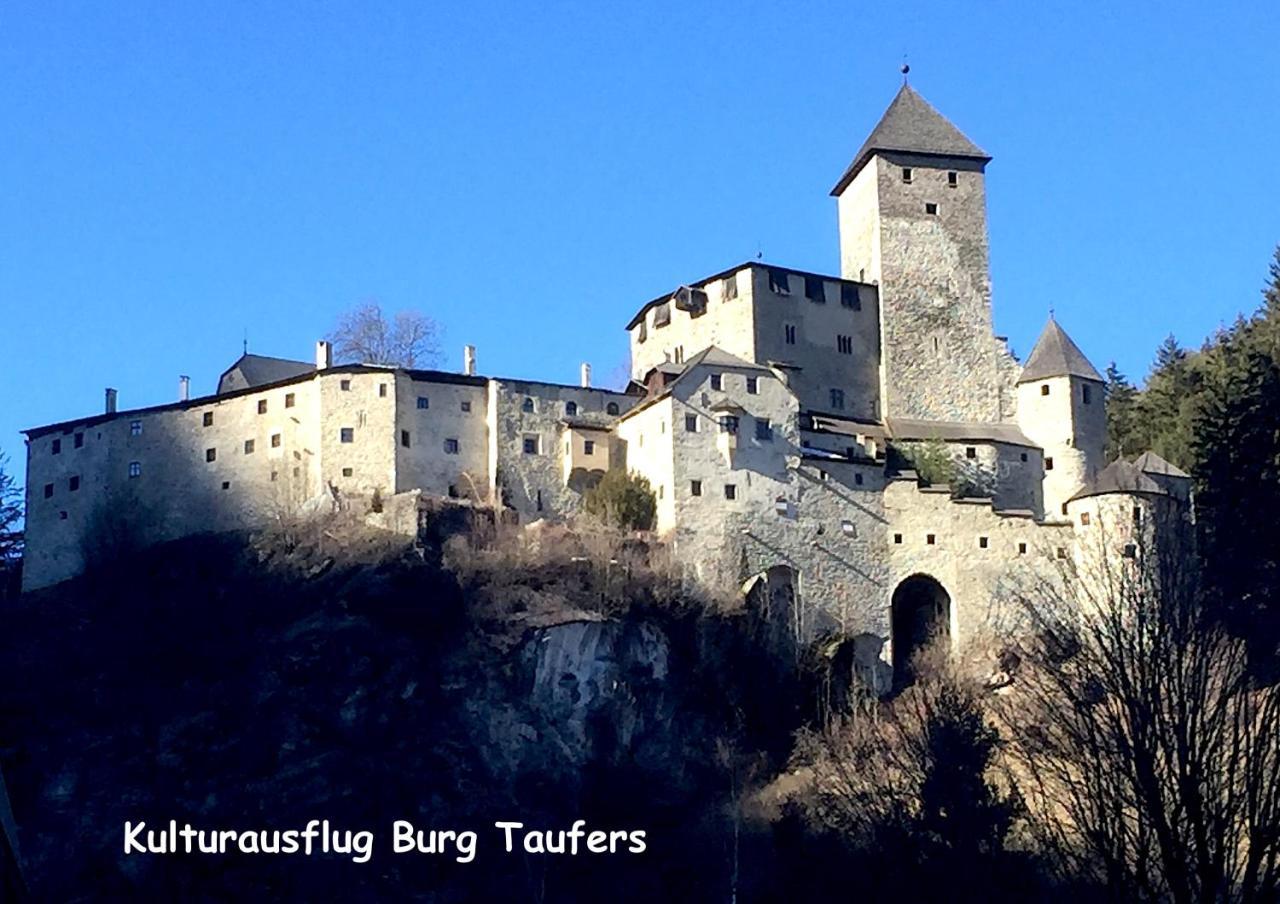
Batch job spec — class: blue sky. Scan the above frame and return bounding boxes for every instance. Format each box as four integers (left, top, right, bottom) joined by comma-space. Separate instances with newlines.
2, 1, 1278, 476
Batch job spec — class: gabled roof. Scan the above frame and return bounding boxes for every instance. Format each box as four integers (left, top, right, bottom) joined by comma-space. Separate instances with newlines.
1018, 319, 1103, 384
1133, 450, 1190, 478
681, 346, 772, 372
219, 354, 315, 392
885, 417, 1039, 449
1069, 459, 1167, 502
831, 84, 990, 195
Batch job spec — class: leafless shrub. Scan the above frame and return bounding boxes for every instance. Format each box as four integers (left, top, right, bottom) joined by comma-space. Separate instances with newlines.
328, 301, 440, 368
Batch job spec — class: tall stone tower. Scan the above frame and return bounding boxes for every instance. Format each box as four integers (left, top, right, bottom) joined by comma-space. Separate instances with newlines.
1015, 318, 1107, 517
833, 84, 1002, 423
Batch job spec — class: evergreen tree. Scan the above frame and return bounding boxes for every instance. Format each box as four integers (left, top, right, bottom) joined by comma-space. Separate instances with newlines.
1138, 334, 1199, 468
1103, 362, 1141, 460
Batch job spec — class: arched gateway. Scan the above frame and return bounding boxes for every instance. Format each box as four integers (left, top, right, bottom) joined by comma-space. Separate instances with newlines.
890, 574, 951, 685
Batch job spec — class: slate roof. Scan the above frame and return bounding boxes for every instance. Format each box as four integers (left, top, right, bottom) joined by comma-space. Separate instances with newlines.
1133, 450, 1191, 478
219, 354, 315, 392
885, 417, 1039, 449
831, 84, 990, 195
1018, 319, 1103, 384
1069, 459, 1168, 502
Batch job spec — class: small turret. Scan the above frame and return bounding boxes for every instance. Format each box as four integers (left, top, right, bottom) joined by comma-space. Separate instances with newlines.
1015, 318, 1106, 517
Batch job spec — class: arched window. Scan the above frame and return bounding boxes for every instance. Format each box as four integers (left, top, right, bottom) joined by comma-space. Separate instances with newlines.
522, 397, 534, 413
606, 402, 619, 416
565, 401, 578, 416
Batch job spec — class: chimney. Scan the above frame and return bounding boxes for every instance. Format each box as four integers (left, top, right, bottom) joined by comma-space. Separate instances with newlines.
105, 388, 118, 414
316, 340, 332, 370
463, 345, 476, 376
580, 362, 591, 388
179, 375, 190, 401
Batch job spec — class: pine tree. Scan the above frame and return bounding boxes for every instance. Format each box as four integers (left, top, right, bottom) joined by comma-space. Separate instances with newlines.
1139, 334, 1199, 468
1104, 362, 1141, 460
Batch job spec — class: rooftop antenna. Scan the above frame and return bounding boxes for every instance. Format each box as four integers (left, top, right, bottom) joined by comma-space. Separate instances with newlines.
243, 328, 248, 356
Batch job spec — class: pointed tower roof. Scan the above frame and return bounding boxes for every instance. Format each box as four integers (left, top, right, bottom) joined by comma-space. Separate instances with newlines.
1069, 459, 1167, 502
1018, 319, 1103, 384
831, 84, 990, 195
1132, 450, 1190, 479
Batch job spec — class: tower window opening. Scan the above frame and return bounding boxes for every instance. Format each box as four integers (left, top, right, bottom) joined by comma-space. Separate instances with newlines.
841, 284, 861, 309
901, 167, 913, 183
978, 536, 989, 548
768, 269, 791, 295
1018, 542, 1028, 555
1045, 457, 1054, 470
1041, 384, 1050, 396
804, 277, 825, 303
926, 534, 936, 545
894, 533, 903, 544
1082, 385, 1092, 404
947, 171, 958, 187
710, 374, 722, 391
837, 335, 853, 354
724, 484, 737, 500
966, 446, 977, 459
925, 202, 939, 215
784, 324, 797, 345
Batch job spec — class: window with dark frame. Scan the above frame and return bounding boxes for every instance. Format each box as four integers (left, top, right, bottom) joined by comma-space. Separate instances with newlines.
837, 335, 853, 354
1041, 384, 1050, 396
52, 439, 61, 454
685, 414, 698, 432
1046, 457, 1054, 470
417, 396, 429, 410
902, 167, 913, 183
342, 467, 353, 477
768, 269, 790, 295
804, 276, 825, 303
523, 436, 539, 455
947, 171, 958, 187
755, 418, 773, 441
340, 379, 351, 391
746, 376, 758, 394
401, 430, 411, 448
926, 534, 936, 545
925, 202, 939, 215
583, 440, 595, 455
841, 284, 861, 309
43, 483, 53, 499
271, 433, 281, 448
128, 461, 141, 478
130, 420, 143, 436
74, 432, 84, 448
444, 438, 459, 454
966, 446, 976, 459
719, 415, 740, 435
244, 439, 255, 454
461, 401, 471, 412
723, 275, 738, 300
340, 428, 354, 443
607, 402, 619, 415
522, 398, 535, 413
206, 448, 217, 462
979, 536, 989, 548
1082, 384, 1092, 404
784, 324, 796, 345
724, 484, 737, 500
690, 480, 702, 496
69, 475, 80, 492
285, 393, 295, 408
710, 374, 722, 391
566, 401, 578, 416
203, 412, 213, 427
258, 399, 268, 414
379, 384, 387, 398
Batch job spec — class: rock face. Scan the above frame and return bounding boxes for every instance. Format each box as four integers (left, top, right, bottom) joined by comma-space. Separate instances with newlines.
520, 619, 671, 766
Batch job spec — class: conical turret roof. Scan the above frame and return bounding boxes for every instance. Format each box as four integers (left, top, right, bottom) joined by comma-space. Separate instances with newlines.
1018, 318, 1103, 384
831, 84, 989, 195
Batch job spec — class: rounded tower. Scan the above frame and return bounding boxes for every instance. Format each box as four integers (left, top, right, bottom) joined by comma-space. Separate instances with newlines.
1015, 318, 1107, 518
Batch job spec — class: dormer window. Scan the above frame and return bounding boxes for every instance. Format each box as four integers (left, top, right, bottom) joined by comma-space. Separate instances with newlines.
902, 167, 913, 183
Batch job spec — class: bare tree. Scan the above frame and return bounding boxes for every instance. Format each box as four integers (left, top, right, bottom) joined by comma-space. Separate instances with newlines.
0, 452, 22, 597
996, 508, 1280, 901
328, 301, 440, 368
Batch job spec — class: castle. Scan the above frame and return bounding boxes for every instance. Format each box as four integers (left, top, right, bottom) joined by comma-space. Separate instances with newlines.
20, 83, 1191, 686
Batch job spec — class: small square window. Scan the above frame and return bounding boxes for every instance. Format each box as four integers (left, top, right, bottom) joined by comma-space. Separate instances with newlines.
52, 438, 61, 454
257, 399, 268, 414
401, 430, 411, 448
925, 202, 939, 215
444, 438, 459, 454
222, 481, 231, 491
340, 428, 354, 443
417, 396, 429, 410
755, 419, 773, 441
966, 446, 976, 459
584, 440, 595, 455
244, 439, 255, 454
947, 171, 958, 187
205, 448, 217, 462
840, 284, 861, 310
710, 374, 722, 391
1018, 542, 1028, 555
461, 401, 472, 413
523, 436, 539, 455
1123, 543, 1137, 558
719, 415, 740, 435
685, 414, 698, 433
1045, 457, 1054, 471
128, 461, 141, 478
1040, 384, 1050, 396
978, 536, 989, 549
746, 376, 758, 394
1020, 452, 1029, 462
69, 475, 80, 491
1080, 512, 1091, 526
342, 467, 353, 477
59, 510, 68, 520
285, 393, 296, 408
340, 379, 351, 391
1056, 547, 1068, 559
804, 276, 825, 303
43, 483, 54, 498
690, 480, 702, 497
271, 433, 281, 448
379, 384, 387, 398
130, 420, 143, 436
894, 533, 903, 544
854, 473, 864, 486
724, 484, 737, 500
202, 412, 213, 427
74, 432, 84, 448
902, 167, 913, 183
926, 534, 936, 545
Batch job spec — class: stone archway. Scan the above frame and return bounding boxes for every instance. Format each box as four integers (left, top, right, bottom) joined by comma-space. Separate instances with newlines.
891, 574, 951, 685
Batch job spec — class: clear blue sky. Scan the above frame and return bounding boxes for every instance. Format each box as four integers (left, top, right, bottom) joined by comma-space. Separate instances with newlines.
2, 1, 1278, 476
